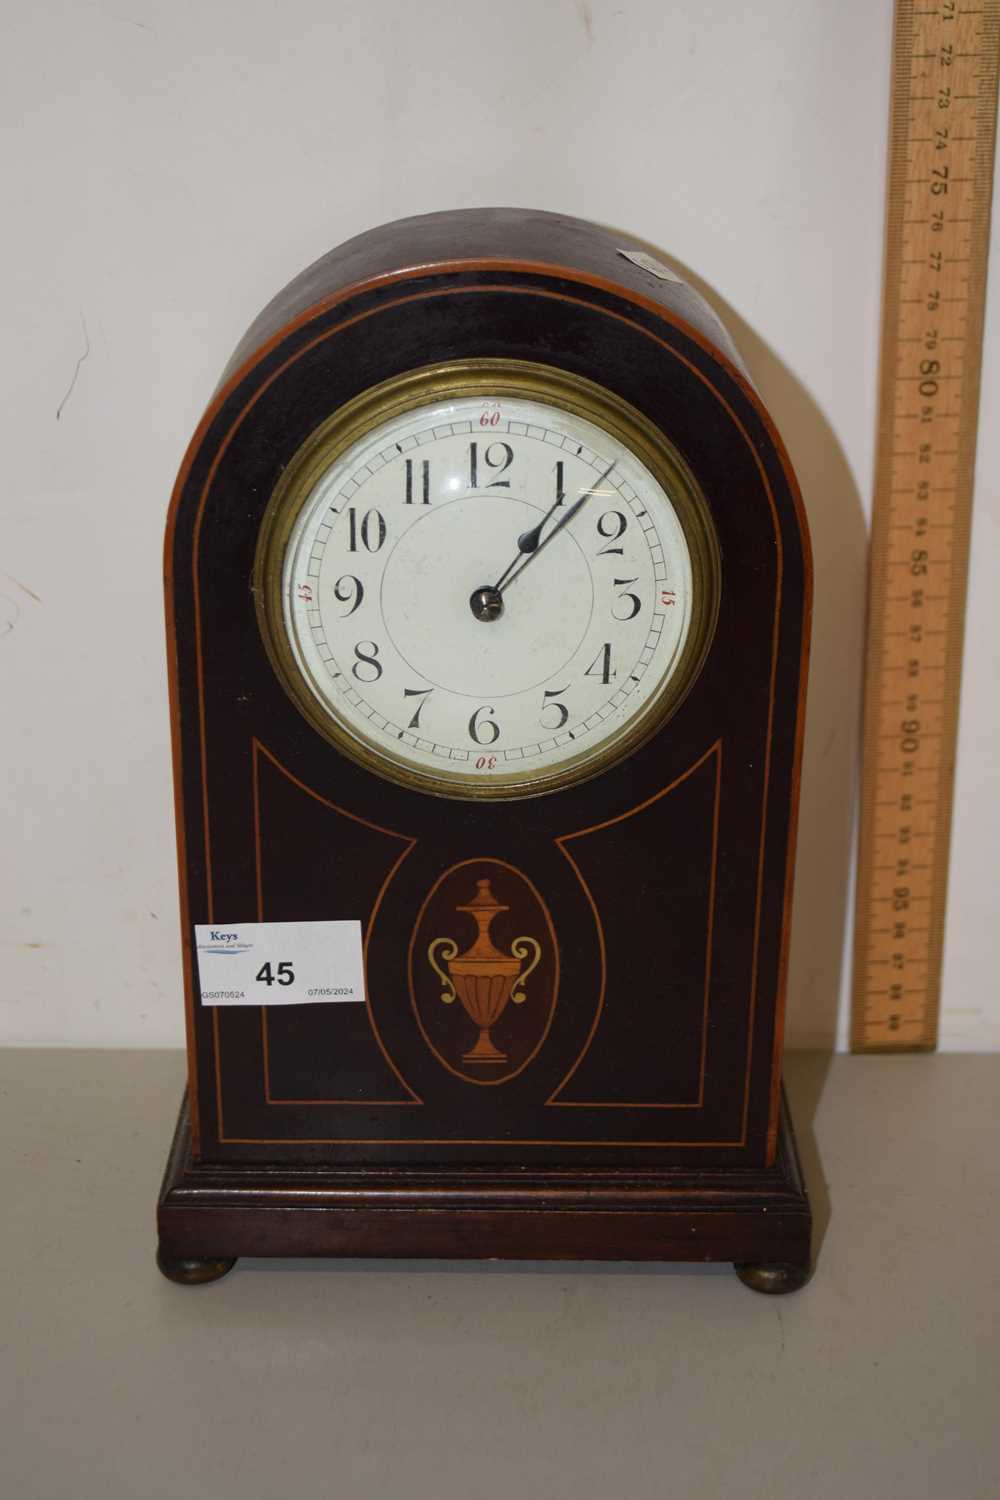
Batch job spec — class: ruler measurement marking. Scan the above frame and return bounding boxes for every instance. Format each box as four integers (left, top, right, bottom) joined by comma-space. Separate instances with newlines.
851, 0, 998, 1053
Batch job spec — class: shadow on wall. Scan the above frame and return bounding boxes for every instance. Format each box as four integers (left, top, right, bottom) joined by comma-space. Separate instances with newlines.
609, 231, 869, 1057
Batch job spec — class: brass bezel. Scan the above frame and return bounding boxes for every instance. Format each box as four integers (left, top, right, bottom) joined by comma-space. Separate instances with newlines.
254, 359, 721, 801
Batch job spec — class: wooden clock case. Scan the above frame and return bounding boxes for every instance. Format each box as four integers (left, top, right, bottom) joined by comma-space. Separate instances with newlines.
157, 208, 813, 1292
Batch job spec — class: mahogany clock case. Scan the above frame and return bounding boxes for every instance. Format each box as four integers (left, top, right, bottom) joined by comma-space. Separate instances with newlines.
159, 209, 812, 1280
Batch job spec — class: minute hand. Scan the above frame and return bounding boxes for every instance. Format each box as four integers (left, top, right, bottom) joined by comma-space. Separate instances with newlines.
495, 461, 616, 595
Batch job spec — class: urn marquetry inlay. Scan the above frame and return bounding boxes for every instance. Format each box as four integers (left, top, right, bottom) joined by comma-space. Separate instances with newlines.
428, 879, 541, 1064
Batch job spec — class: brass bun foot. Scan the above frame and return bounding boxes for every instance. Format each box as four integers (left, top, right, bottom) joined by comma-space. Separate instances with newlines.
735, 1261, 813, 1295
156, 1246, 237, 1285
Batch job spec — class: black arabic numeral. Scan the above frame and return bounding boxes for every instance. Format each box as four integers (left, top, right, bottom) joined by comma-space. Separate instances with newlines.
404, 458, 431, 504
612, 577, 641, 620
596, 510, 627, 555
469, 705, 500, 744
585, 643, 615, 685
352, 641, 382, 682
403, 686, 433, 729
469, 441, 513, 489
541, 686, 570, 730
333, 575, 364, 616
347, 507, 386, 552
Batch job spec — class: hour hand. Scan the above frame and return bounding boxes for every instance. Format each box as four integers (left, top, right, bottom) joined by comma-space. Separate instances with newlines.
490, 515, 551, 593
514, 515, 550, 557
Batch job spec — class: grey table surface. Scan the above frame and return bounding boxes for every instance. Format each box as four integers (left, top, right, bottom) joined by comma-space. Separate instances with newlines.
1, 1049, 997, 1499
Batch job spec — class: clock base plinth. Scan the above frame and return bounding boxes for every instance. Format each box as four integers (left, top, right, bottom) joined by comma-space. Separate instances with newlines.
156, 1089, 814, 1283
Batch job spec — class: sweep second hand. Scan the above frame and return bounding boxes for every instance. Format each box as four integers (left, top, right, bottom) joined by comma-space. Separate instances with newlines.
491, 461, 617, 595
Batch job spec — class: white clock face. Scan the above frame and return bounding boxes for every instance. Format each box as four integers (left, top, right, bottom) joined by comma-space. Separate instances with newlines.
270, 376, 714, 797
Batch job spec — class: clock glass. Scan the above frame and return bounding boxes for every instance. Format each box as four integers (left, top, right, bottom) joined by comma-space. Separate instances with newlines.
256, 362, 719, 798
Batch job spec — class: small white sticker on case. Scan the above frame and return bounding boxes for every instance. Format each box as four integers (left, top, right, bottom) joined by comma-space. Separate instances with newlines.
617, 249, 683, 284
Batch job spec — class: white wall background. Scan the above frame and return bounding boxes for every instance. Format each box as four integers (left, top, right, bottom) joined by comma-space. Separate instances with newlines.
1, 0, 996, 1050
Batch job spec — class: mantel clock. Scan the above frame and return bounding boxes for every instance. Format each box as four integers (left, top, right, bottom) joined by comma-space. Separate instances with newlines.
157, 208, 813, 1293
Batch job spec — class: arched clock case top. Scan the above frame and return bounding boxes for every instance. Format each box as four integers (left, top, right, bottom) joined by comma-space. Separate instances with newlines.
159, 209, 814, 1290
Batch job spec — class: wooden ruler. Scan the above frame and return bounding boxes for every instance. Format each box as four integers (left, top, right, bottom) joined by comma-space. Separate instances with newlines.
852, 0, 999, 1051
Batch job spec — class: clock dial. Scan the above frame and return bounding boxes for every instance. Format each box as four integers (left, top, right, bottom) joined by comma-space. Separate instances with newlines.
258, 364, 719, 797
